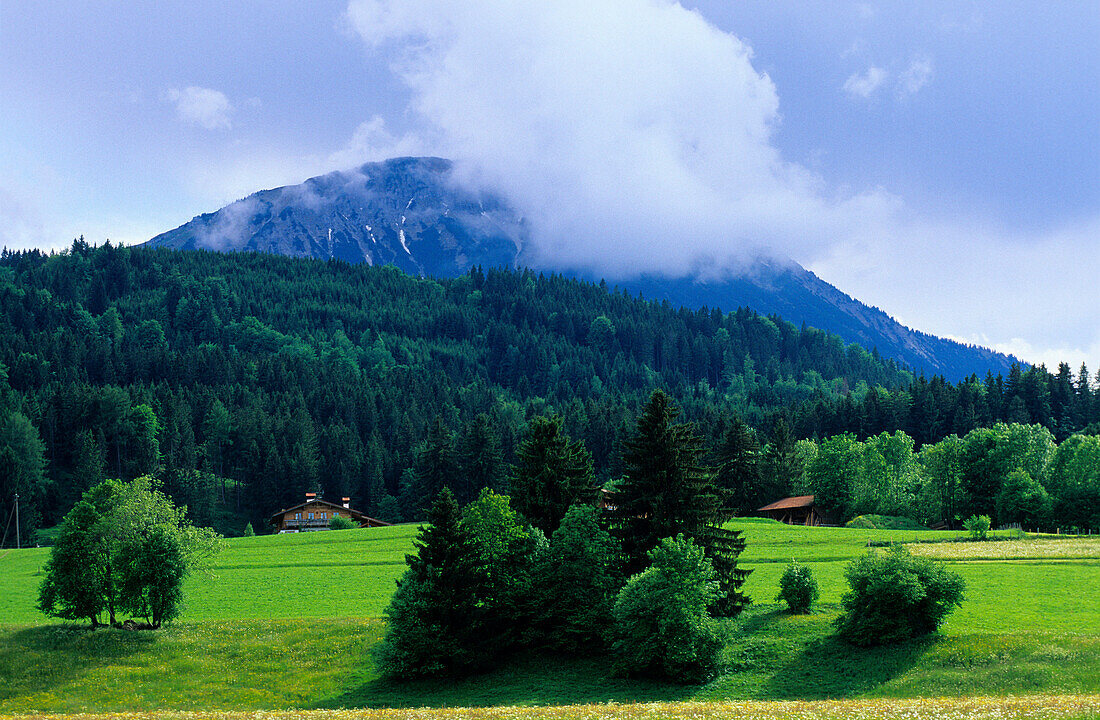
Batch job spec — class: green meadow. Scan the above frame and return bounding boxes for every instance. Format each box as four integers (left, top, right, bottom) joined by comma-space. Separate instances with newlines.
1, 520, 1098, 715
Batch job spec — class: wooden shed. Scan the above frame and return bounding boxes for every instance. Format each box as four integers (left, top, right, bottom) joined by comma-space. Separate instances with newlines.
757, 495, 821, 526
269, 493, 393, 533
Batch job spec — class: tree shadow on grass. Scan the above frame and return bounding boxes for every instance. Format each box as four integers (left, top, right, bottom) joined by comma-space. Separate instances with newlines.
0, 624, 157, 703
760, 633, 939, 699
316, 652, 697, 709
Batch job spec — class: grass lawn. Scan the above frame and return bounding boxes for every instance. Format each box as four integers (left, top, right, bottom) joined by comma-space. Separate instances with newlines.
0, 524, 417, 625
1, 519, 1098, 715
0, 619, 383, 713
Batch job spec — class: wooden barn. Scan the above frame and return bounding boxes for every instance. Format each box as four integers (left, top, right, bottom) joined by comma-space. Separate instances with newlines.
757, 495, 822, 526
269, 493, 393, 533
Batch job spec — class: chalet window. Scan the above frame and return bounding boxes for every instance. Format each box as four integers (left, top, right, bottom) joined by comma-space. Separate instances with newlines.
295, 513, 301, 519
308, 512, 314, 520
320, 512, 326, 519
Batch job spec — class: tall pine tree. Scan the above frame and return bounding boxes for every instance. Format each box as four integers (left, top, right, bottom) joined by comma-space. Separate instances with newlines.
510, 415, 596, 535
714, 416, 764, 516
458, 413, 507, 504
375, 488, 488, 677
409, 417, 461, 516
608, 389, 749, 616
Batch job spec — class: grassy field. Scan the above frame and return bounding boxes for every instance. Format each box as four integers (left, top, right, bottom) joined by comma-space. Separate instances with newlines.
0, 526, 415, 625
1, 520, 1098, 715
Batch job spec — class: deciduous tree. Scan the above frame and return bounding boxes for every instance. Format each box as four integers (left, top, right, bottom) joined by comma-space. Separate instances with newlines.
37, 477, 221, 628
612, 535, 722, 682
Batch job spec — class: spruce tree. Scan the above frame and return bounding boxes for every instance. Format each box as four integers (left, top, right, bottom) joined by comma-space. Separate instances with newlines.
458, 413, 506, 504
410, 417, 461, 515
375, 488, 488, 677
714, 416, 763, 516
762, 416, 799, 501
608, 390, 750, 615
701, 524, 752, 616
510, 415, 596, 535
610, 389, 719, 569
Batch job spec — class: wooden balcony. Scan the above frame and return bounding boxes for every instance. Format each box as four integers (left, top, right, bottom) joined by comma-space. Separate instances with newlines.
283, 518, 331, 529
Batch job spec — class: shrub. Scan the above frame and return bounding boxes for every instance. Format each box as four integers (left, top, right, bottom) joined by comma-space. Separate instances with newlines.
835, 546, 965, 646
328, 515, 356, 530
612, 535, 722, 683
963, 514, 991, 540
845, 515, 876, 529
777, 562, 819, 614
242, 522, 255, 537
845, 514, 927, 531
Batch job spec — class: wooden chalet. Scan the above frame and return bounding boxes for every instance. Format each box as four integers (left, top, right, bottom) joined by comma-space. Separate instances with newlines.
757, 495, 821, 526
269, 493, 393, 533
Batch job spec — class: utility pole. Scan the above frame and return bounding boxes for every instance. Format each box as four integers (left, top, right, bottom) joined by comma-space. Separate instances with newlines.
13, 493, 19, 550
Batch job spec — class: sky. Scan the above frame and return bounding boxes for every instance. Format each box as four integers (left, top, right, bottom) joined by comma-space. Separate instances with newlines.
1, 1, 1097, 370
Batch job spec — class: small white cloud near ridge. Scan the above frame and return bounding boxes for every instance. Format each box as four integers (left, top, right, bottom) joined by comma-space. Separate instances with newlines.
165, 86, 234, 130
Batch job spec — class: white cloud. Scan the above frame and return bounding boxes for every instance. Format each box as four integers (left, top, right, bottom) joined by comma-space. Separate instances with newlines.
843, 66, 889, 98
809, 213, 1100, 369
325, 115, 424, 169
842, 59, 932, 102
165, 86, 234, 130
182, 114, 425, 209
857, 4, 877, 21
343, 0, 897, 278
334, 0, 1100, 369
897, 58, 933, 98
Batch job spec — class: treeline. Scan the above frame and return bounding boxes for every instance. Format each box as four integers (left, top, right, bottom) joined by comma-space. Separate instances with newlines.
0, 240, 1094, 538
790, 363, 1100, 447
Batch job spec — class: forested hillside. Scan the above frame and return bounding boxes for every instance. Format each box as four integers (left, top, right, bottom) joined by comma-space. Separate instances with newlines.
0, 241, 1092, 539
148, 156, 1021, 380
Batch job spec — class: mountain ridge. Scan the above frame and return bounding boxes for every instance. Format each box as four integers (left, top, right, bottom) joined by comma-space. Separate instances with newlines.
148, 156, 1020, 380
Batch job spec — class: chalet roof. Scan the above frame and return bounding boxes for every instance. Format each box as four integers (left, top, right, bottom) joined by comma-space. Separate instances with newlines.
758, 495, 816, 512
268, 498, 393, 526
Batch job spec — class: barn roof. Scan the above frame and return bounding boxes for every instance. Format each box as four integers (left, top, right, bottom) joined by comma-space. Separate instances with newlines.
758, 495, 816, 512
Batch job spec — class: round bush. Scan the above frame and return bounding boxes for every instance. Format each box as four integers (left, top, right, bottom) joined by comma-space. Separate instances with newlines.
963, 514, 990, 541
844, 515, 876, 530
611, 535, 722, 683
328, 515, 357, 530
835, 546, 965, 646
776, 562, 819, 614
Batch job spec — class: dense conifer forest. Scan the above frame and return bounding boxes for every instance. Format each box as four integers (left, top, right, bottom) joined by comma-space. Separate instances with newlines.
0, 241, 1096, 538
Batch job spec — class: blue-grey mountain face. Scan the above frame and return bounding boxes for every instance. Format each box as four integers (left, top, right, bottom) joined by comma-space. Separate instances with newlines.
148, 157, 524, 278
148, 157, 1020, 380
